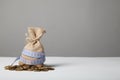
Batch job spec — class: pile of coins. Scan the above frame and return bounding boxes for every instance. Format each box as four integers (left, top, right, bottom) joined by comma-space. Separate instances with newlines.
4, 64, 54, 72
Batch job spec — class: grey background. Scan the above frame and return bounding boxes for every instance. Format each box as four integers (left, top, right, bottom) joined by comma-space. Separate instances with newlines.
0, 0, 120, 57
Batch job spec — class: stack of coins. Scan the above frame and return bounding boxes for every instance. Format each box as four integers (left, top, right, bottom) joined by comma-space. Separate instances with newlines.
4, 64, 54, 72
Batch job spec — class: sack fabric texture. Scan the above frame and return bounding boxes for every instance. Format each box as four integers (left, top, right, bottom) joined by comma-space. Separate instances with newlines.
19, 27, 46, 65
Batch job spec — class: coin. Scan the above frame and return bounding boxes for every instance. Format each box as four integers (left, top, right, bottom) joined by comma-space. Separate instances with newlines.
4, 64, 55, 71
28, 69, 33, 71
22, 65, 29, 70
19, 66, 24, 70
43, 68, 48, 71
15, 68, 22, 71
4, 66, 11, 70
47, 67, 55, 70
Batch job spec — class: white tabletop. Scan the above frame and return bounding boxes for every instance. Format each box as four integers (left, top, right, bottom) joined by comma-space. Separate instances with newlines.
0, 57, 120, 80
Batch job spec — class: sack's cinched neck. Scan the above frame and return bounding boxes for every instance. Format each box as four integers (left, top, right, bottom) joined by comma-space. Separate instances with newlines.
25, 27, 45, 44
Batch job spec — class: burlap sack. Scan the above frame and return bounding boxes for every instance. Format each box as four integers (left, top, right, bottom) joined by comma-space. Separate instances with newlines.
19, 27, 46, 66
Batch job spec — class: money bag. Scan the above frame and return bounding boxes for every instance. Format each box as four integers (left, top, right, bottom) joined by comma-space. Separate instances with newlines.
19, 27, 46, 66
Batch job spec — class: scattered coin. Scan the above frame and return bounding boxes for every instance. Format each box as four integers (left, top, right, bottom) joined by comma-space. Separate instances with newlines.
42, 68, 49, 71
4, 64, 54, 72
47, 67, 55, 70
